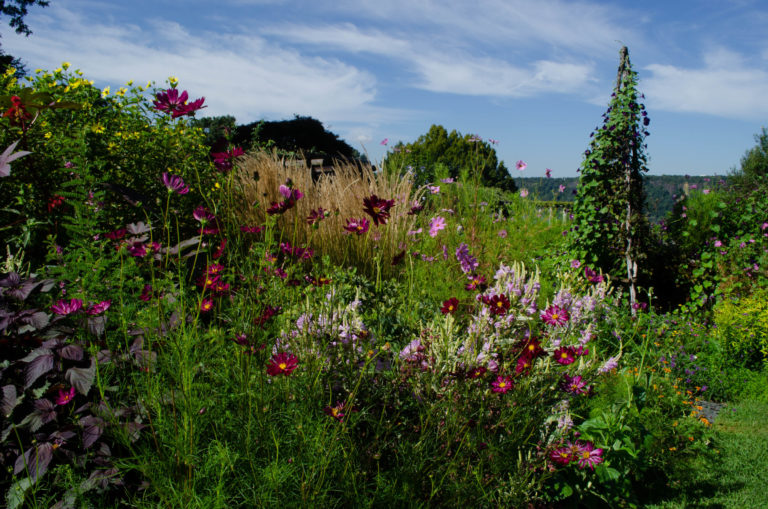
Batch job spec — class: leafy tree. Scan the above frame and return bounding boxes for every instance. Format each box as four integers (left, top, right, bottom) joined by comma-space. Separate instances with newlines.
190, 114, 237, 149
233, 115, 363, 162
383, 124, 516, 191
1, 0, 49, 36
569, 46, 650, 309
730, 127, 768, 192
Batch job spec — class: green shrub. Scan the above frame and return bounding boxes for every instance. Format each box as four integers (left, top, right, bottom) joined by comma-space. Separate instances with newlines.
713, 287, 768, 369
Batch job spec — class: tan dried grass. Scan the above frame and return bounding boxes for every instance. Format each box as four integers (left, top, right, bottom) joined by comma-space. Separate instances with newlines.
232, 151, 424, 276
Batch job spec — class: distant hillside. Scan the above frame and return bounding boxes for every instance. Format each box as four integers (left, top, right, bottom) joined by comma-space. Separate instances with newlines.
517, 175, 729, 222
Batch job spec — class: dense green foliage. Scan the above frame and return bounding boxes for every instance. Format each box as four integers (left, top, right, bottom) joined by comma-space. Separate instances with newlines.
2, 60, 767, 509
569, 47, 650, 285
383, 124, 517, 191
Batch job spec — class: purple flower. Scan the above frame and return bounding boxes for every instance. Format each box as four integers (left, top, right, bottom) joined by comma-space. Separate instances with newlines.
545, 168, 552, 178
210, 146, 245, 173
51, 298, 83, 316
343, 218, 370, 235
455, 244, 479, 274
161, 172, 189, 195
558, 184, 566, 193
515, 160, 527, 171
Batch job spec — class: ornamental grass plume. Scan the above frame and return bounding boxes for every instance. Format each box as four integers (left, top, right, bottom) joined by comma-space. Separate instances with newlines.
233, 151, 423, 277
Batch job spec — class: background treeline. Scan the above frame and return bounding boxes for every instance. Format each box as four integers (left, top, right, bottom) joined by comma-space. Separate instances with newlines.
519, 174, 728, 222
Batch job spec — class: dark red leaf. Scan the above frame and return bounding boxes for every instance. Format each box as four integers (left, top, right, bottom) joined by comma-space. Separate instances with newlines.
65, 358, 95, 395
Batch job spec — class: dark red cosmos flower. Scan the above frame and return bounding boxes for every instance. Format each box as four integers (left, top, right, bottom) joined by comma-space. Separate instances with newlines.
240, 225, 264, 234
153, 88, 206, 118
483, 294, 510, 316
254, 306, 281, 327
391, 250, 406, 266
408, 201, 424, 215
363, 194, 395, 226
47, 195, 65, 212
105, 228, 126, 240
86, 300, 111, 316
584, 266, 604, 283
306, 207, 328, 226
3, 95, 33, 127
266, 352, 298, 376
139, 284, 153, 302
466, 366, 487, 379
210, 146, 245, 173
323, 401, 346, 422
520, 338, 545, 358
441, 297, 459, 314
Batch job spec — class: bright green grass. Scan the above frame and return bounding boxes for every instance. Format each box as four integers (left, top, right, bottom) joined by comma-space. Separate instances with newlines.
646, 400, 768, 508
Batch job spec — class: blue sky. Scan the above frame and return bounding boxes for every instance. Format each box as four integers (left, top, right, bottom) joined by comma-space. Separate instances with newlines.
3, 0, 768, 177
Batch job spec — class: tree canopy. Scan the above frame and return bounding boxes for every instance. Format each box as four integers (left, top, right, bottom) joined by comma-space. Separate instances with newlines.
1, 0, 49, 36
382, 124, 516, 191
232, 115, 363, 163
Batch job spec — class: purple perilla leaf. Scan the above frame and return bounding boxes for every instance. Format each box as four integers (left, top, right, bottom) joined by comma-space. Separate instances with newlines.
65, 358, 95, 395
24, 349, 54, 389
2, 385, 18, 416
13, 442, 53, 483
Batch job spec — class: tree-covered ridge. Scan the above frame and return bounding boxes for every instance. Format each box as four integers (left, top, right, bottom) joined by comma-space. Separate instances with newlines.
521, 175, 728, 222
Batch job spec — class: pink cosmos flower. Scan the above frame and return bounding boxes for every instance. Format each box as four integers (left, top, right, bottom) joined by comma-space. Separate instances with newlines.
200, 298, 215, 313
429, 216, 446, 237
267, 352, 298, 376
55, 387, 76, 406
380, 138, 388, 146
541, 305, 570, 326
519, 188, 529, 198
515, 160, 527, 171
714, 240, 722, 247
558, 184, 566, 193
490, 375, 513, 393
575, 442, 603, 470
51, 298, 83, 316
545, 168, 552, 178
428, 185, 440, 194
344, 218, 370, 235
86, 300, 112, 316
161, 172, 189, 195
570, 260, 581, 269
210, 146, 245, 173
498, 229, 507, 238
193, 206, 216, 223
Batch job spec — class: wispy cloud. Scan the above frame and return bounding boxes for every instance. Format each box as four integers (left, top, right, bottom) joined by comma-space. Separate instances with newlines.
3, 4, 408, 125
643, 48, 768, 120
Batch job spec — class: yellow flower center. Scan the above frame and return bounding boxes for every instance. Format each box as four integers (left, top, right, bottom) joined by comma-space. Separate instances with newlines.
332, 408, 340, 416
373, 207, 381, 214
582, 451, 590, 459
498, 382, 506, 388
278, 362, 287, 370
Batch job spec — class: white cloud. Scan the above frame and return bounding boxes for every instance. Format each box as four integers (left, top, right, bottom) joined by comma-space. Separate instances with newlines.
643, 49, 768, 119
3, 4, 405, 125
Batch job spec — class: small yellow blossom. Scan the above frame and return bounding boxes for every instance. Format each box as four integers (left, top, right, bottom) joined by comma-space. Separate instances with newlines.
55, 67, 62, 73
115, 87, 127, 97
101, 86, 110, 97
168, 76, 179, 85
62, 62, 71, 70
35, 68, 42, 73
126, 79, 133, 86
44, 132, 52, 139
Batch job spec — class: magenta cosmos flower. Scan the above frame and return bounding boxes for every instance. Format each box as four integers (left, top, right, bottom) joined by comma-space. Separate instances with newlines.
86, 300, 111, 316
153, 88, 206, 118
55, 386, 76, 406
541, 305, 569, 326
363, 195, 395, 226
515, 160, 527, 171
560, 374, 588, 395
550, 446, 573, 466
553, 346, 577, 365
575, 442, 603, 470
490, 375, 514, 393
51, 298, 83, 316
267, 352, 298, 376
344, 218, 369, 235
193, 206, 216, 223
306, 208, 328, 226
161, 172, 189, 195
